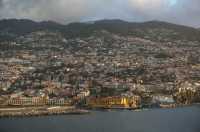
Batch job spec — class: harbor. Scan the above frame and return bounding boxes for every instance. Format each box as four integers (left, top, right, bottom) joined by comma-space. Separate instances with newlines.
0, 95, 196, 118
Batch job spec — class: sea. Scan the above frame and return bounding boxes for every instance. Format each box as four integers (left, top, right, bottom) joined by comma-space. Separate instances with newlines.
0, 105, 200, 132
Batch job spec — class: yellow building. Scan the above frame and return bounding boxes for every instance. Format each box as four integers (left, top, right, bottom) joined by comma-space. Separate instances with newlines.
87, 96, 141, 109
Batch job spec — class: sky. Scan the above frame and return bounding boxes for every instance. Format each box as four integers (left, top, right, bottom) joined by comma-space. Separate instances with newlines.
0, 0, 199, 27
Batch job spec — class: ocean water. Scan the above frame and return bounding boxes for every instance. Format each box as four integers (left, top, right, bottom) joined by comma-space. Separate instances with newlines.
0, 105, 200, 132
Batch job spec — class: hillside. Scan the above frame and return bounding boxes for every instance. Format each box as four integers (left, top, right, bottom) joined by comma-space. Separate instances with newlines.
0, 19, 200, 105
0, 19, 200, 42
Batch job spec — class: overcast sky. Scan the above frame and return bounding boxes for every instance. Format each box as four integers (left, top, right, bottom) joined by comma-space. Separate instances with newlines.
0, 0, 199, 27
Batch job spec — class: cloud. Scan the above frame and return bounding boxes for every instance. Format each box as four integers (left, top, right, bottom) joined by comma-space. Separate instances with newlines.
0, 0, 3, 7
0, 0, 93, 23
0, 0, 199, 27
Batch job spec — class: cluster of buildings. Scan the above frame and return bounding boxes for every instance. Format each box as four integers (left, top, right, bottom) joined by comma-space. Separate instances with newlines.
6, 97, 71, 106
0, 30, 200, 109
87, 95, 141, 109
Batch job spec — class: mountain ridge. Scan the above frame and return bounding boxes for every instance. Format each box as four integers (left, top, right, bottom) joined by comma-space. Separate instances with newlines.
0, 19, 200, 42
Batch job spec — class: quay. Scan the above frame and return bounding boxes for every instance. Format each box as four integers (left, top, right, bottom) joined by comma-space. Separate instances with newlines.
0, 106, 90, 118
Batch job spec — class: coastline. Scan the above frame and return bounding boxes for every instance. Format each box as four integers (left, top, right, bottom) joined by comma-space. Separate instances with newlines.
1, 104, 199, 118
0, 106, 90, 118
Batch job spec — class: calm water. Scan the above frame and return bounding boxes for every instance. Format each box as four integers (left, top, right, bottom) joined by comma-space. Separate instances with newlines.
0, 105, 200, 132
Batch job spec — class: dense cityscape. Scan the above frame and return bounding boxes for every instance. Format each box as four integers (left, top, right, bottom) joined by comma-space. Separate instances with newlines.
0, 19, 200, 117
0, 0, 200, 131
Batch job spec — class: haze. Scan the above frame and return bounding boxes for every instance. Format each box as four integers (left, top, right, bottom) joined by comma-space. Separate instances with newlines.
0, 0, 199, 27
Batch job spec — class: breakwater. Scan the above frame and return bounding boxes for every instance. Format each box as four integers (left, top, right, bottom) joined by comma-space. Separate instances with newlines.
0, 106, 90, 118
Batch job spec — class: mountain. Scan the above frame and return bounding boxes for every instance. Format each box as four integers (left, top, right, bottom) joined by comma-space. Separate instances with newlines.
0, 19, 64, 41
0, 19, 200, 42
64, 19, 200, 41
